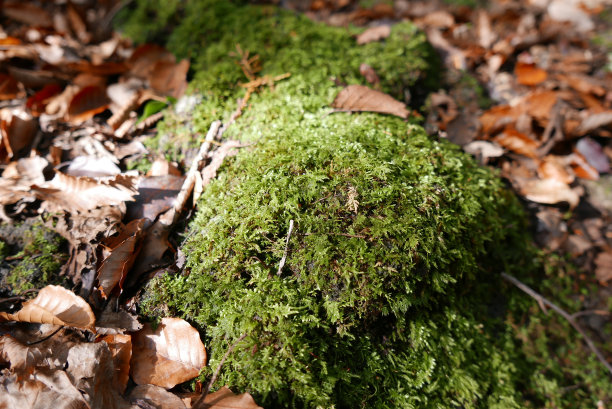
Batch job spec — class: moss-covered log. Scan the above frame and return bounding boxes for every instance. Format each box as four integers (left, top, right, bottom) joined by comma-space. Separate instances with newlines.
120, 1, 609, 407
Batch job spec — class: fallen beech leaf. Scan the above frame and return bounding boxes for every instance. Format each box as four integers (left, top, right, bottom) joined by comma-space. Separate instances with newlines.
356, 25, 391, 45
537, 156, 575, 184
2, 2, 52, 27
518, 178, 583, 208
0, 370, 89, 409
66, 342, 133, 409
66, 85, 110, 123
493, 127, 539, 158
576, 137, 609, 173
574, 111, 612, 136
548, 0, 594, 32
26, 84, 62, 116
196, 386, 263, 409
359, 63, 380, 86
0, 335, 51, 373
126, 175, 184, 221
0, 108, 38, 161
129, 384, 187, 409
150, 59, 190, 99
66, 155, 121, 178
332, 85, 409, 119
0, 285, 95, 331
463, 141, 504, 162
515, 62, 547, 86
557, 73, 605, 97
96, 307, 142, 335
595, 251, 612, 283
129, 44, 176, 80
99, 334, 132, 393
477, 10, 495, 49
32, 172, 138, 212
524, 90, 559, 122
564, 235, 592, 256
568, 152, 600, 180
97, 218, 146, 298
417, 10, 454, 29
131, 317, 207, 389
66, 3, 90, 44
479, 105, 518, 135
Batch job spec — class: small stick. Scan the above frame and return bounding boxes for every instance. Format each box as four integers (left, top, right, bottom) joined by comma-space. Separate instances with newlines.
27, 326, 63, 346
165, 120, 221, 225
193, 333, 248, 409
277, 219, 294, 276
501, 272, 612, 375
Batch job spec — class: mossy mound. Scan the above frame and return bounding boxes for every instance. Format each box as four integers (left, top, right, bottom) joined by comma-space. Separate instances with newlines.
120, 1, 605, 407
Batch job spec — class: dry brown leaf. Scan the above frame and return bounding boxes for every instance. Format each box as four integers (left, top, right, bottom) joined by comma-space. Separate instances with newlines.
332, 85, 409, 119
97, 218, 146, 298
149, 59, 190, 99
99, 334, 132, 393
479, 105, 519, 135
356, 25, 391, 45
66, 85, 110, 123
595, 251, 612, 283
0, 370, 90, 409
417, 10, 455, 29
558, 73, 606, 97
517, 178, 583, 209
2, 2, 52, 27
32, 171, 138, 213
567, 152, 599, 181
537, 156, 575, 184
96, 307, 142, 335
574, 111, 612, 136
66, 342, 133, 409
130, 317, 207, 389
359, 63, 380, 86
524, 90, 559, 123
0, 107, 38, 161
493, 127, 539, 158
515, 62, 547, 86
129, 44, 176, 80
477, 10, 495, 49
0, 73, 22, 100
0, 335, 52, 373
129, 384, 187, 409
0, 285, 95, 331
196, 386, 263, 409
26, 84, 62, 116
576, 137, 609, 173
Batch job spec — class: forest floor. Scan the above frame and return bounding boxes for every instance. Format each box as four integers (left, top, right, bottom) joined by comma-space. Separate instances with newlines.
0, 0, 611, 408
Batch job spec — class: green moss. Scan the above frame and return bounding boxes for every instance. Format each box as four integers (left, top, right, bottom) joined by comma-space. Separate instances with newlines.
0, 220, 68, 296
125, 1, 610, 407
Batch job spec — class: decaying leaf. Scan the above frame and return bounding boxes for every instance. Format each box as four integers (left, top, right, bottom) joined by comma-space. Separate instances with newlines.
0, 285, 96, 331
130, 317, 207, 389
97, 218, 146, 298
98, 334, 132, 393
595, 251, 612, 283
96, 306, 142, 335
129, 384, 187, 409
356, 25, 391, 45
66, 85, 110, 123
517, 178, 583, 209
331, 85, 409, 119
0, 107, 38, 161
195, 386, 263, 409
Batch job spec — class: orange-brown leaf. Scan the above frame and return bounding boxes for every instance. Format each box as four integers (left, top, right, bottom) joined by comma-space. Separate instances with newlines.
197, 386, 263, 409
99, 334, 132, 393
356, 25, 391, 45
332, 85, 409, 119
130, 317, 207, 389
0, 285, 95, 331
493, 127, 539, 158
66, 85, 109, 123
515, 62, 547, 86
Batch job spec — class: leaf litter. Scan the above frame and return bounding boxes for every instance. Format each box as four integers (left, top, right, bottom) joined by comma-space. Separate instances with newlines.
0, 0, 611, 407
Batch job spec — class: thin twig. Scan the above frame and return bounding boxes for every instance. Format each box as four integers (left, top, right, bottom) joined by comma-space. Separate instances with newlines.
302, 232, 366, 239
501, 272, 612, 375
193, 333, 248, 409
277, 219, 294, 276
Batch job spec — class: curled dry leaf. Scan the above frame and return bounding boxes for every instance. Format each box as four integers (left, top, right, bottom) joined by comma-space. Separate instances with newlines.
493, 127, 539, 158
149, 59, 190, 99
32, 171, 138, 213
0, 107, 38, 161
66, 85, 110, 123
130, 317, 207, 389
356, 25, 391, 45
463, 141, 504, 162
332, 85, 409, 119
97, 218, 146, 298
0, 335, 52, 373
537, 156, 575, 184
0, 285, 95, 331
514, 62, 547, 86
195, 386, 263, 409
517, 178, 583, 209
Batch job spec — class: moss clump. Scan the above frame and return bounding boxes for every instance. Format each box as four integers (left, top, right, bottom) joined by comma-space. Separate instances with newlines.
0, 219, 68, 296
123, 1, 608, 407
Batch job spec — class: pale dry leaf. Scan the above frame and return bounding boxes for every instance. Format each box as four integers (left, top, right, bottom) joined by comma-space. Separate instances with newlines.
517, 178, 583, 209
356, 25, 391, 45
130, 317, 207, 389
0, 107, 38, 161
0, 285, 95, 331
32, 171, 138, 212
332, 85, 409, 119
576, 137, 609, 173
477, 10, 495, 49
0, 335, 51, 372
66, 155, 121, 178
66, 342, 133, 409
564, 234, 592, 256
463, 141, 504, 162
129, 384, 187, 409
99, 334, 132, 393
537, 156, 575, 184
0, 370, 89, 409
418, 10, 454, 29
196, 386, 263, 409
574, 111, 612, 136
595, 251, 612, 283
